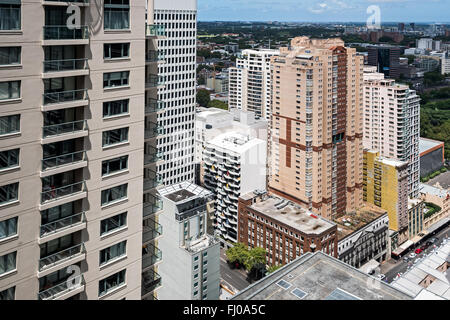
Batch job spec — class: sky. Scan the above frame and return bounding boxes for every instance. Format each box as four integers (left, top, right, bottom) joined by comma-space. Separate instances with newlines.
198, 0, 450, 23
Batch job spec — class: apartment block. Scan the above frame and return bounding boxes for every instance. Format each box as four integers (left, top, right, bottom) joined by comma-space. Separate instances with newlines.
203, 132, 267, 242
268, 37, 364, 220
367, 45, 401, 79
228, 49, 280, 120
363, 149, 409, 244
442, 52, 450, 75
363, 66, 421, 198
157, 182, 219, 300
238, 190, 338, 266
0, 0, 147, 300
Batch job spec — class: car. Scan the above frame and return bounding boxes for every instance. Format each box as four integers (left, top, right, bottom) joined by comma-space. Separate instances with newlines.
377, 274, 386, 280
415, 248, 423, 254
429, 238, 438, 244
403, 256, 409, 262
409, 252, 417, 258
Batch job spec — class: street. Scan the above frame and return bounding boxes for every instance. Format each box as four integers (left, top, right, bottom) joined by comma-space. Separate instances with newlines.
219, 248, 252, 293
381, 224, 450, 283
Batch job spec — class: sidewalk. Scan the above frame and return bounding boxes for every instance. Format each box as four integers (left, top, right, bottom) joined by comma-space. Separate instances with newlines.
380, 259, 400, 274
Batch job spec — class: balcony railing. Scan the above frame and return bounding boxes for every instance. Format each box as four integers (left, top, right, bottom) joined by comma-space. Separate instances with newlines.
143, 174, 163, 191
143, 200, 163, 218
42, 150, 87, 170
146, 24, 166, 37
43, 25, 89, 40
39, 243, 85, 271
144, 149, 163, 165
144, 123, 164, 139
142, 245, 162, 269
43, 58, 88, 73
141, 269, 162, 296
42, 120, 87, 138
43, 89, 88, 105
40, 212, 85, 238
145, 74, 165, 88
145, 50, 165, 62
143, 221, 163, 243
41, 181, 86, 204
38, 275, 85, 300
145, 99, 165, 113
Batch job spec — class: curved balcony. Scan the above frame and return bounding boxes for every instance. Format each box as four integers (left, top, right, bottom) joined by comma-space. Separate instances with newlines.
228, 206, 238, 213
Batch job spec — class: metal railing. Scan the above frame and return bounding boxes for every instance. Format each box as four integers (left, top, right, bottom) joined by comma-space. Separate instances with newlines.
43, 58, 88, 73
146, 24, 165, 37
144, 123, 164, 139
40, 212, 85, 238
145, 74, 165, 88
43, 25, 89, 40
143, 221, 163, 243
142, 245, 162, 269
144, 150, 163, 164
143, 200, 163, 218
41, 181, 86, 203
143, 174, 163, 191
43, 89, 88, 105
39, 243, 85, 271
38, 275, 85, 300
145, 99, 165, 113
145, 50, 165, 62
141, 269, 162, 296
42, 150, 86, 170
42, 120, 87, 138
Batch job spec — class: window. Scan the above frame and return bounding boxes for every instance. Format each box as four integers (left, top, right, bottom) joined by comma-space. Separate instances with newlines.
104, 43, 129, 59
0, 47, 20, 65
0, 0, 20, 30
104, 0, 129, 30
0, 81, 20, 100
0, 251, 16, 275
101, 184, 128, 206
99, 241, 126, 265
0, 115, 20, 135
100, 212, 127, 235
98, 269, 126, 297
102, 127, 129, 147
103, 99, 129, 118
0, 217, 17, 240
103, 71, 129, 88
0, 286, 15, 300
0, 182, 18, 205
102, 156, 128, 176
0, 148, 19, 170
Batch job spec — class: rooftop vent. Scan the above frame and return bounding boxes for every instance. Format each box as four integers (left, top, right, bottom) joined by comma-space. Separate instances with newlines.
276, 279, 292, 290
291, 288, 308, 299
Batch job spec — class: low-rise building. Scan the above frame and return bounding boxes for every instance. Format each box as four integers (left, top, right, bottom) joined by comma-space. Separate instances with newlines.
334, 205, 390, 268
419, 137, 445, 178
419, 183, 450, 230
238, 191, 338, 266
391, 242, 450, 300
232, 251, 412, 300
408, 198, 425, 240
157, 182, 220, 300
206, 72, 229, 94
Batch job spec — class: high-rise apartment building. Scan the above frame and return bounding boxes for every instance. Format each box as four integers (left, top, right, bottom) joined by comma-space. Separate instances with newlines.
228, 49, 279, 120
268, 37, 364, 220
368, 45, 401, 79
203, 132, 267, 242
157, 182, 220, 300
363, 66, 421, 198
363, 150, 409, 244
0, 0, 148, 300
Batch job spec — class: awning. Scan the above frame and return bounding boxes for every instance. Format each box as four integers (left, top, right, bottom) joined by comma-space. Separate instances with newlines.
392, 240, 414, 256
426, 217, 450, 234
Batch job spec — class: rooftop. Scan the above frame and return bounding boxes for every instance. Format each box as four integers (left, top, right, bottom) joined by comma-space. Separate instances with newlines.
419, 183, 449, 199
158, 182, 213, 204
232, 251, 412, 300
246, 193, 336, 235
419, 137, 445, 155
334, 205, 388, 240
207, 132, 265, 155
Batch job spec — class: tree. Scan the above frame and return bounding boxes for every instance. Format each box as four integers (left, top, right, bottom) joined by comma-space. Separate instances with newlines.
207, 100, 228, 110
225, 243, 249, 266
267, 264, 283, 274
196, 89, 210, 107
244, 247, 267, 272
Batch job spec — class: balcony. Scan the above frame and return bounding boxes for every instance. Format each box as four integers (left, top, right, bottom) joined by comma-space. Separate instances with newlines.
43, 58, 89, 78
142, 245, 162, 270
41, 181, 86, 205
144, 122, 164, 139
142, 269, 162, 297
42, 120, 88, 143
145, 74, 165, 89
143, 172, 163, 192
43, 25, 89, 44
38, 275, 85, 300
142, 220, 163, 243
40, 212, 86, 240
42, 89, 88, 110
41, 150, 87, 176
145, 50, 165, 63
39, 243, 85, 273
144, 149, 163, 165
146, 24, 166, 38
145, 99, 165, 114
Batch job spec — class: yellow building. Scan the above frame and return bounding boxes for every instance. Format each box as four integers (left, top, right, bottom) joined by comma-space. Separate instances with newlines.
363, 150, 410, 243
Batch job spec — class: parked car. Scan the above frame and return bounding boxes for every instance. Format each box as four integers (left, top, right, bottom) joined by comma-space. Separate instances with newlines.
403, 256, 409, 262
377, 274, 386, 280
415, 248, 423, 254
409, 252, 417, 258
429, 238, 438, 244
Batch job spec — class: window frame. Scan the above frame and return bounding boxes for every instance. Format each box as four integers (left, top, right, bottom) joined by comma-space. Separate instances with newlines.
0, 114, 20, 135
98, 269, 126, 297
0, 251, 17, 276
102, 155, 128, 176
102, 99, 129, 118
0, 148, 19, 170
103, 71, 130, 88
0, 286, 15, 300
99, 240, 127, 266
0, 46, 21, 65
0, 216, 18, 241
100, 212, 127, 236
104, 43, 130, 60
0, 81, 20, 101
0, 182, 18, 205
102, 127, 129, 147
101, 183, 128, 206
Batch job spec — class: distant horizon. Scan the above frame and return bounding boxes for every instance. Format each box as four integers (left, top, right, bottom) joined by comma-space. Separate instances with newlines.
198, 20, 450, 25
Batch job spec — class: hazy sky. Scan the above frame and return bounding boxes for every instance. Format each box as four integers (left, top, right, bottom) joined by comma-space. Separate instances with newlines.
198, 0, 450, 23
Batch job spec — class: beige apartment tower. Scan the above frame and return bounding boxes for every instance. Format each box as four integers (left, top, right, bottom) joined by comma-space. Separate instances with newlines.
268, 37, 364, 220
0, 0, 159, 300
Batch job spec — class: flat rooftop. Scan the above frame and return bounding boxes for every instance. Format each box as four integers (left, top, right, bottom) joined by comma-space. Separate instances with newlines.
334, 205, 387, 240
158, 182, 212, 204
248, 194, 335, 235
232, 252, 412, 300
419, 183, 449, 199
419, 137, 444, 155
